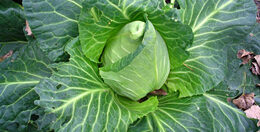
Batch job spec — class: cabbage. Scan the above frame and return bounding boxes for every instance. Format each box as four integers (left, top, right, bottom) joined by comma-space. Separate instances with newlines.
100, 20, 170, 101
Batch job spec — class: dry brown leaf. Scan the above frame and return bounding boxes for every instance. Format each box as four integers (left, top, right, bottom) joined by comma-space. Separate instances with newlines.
245, 105, 260, 126
250, 55, 260, 75
255, 0, 260, 23
251, 62, 260, 75
255, 55, 260, 66
237, 49, 254, 64
0, 50, 13, 62
233, 93, 255, 110
237, 49, 254, 58
149, 89, 167, 96
25, 20, 32, 36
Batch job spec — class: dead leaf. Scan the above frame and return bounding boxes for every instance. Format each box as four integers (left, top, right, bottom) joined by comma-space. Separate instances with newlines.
254, 55, 260, 66
251, 62, 260, 75
245, 105, 260, 126
25, 20, 32, 36
237, 49, 254, 64
233, 93, 255, 110
237, 49, 254, 58
250, 55, 260, 75
0, 50, 13, 62
149, 89, 167, 96
255, 0, 260, 23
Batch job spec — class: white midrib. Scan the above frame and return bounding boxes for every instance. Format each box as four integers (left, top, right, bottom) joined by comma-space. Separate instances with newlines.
51, 89, 108, 112
0, 81, 39, 85
192, 0, 234, 32
203, 93, 244, 115
67, 0, 82, 8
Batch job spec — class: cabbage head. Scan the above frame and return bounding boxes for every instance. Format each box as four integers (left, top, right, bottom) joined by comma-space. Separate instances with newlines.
100, 20, 170, 100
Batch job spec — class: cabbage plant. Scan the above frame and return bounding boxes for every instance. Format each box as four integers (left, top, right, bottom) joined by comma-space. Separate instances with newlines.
0, 0, 260, 131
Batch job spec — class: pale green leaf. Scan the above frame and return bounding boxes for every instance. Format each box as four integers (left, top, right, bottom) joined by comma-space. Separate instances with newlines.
101, 21, 146, 66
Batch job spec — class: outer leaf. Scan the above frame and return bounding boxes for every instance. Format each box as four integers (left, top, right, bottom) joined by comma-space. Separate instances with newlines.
23, 0, 83, 61
27, 107, 56, 131
148, 8, 193, 68
167, 0, 257, 97
0, 0, 26, 42
79, 0, 193, 63
226, 23, 260, 103
35, 38, 158, 132
0, 41, 52, 131
128, 83, 258, 132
